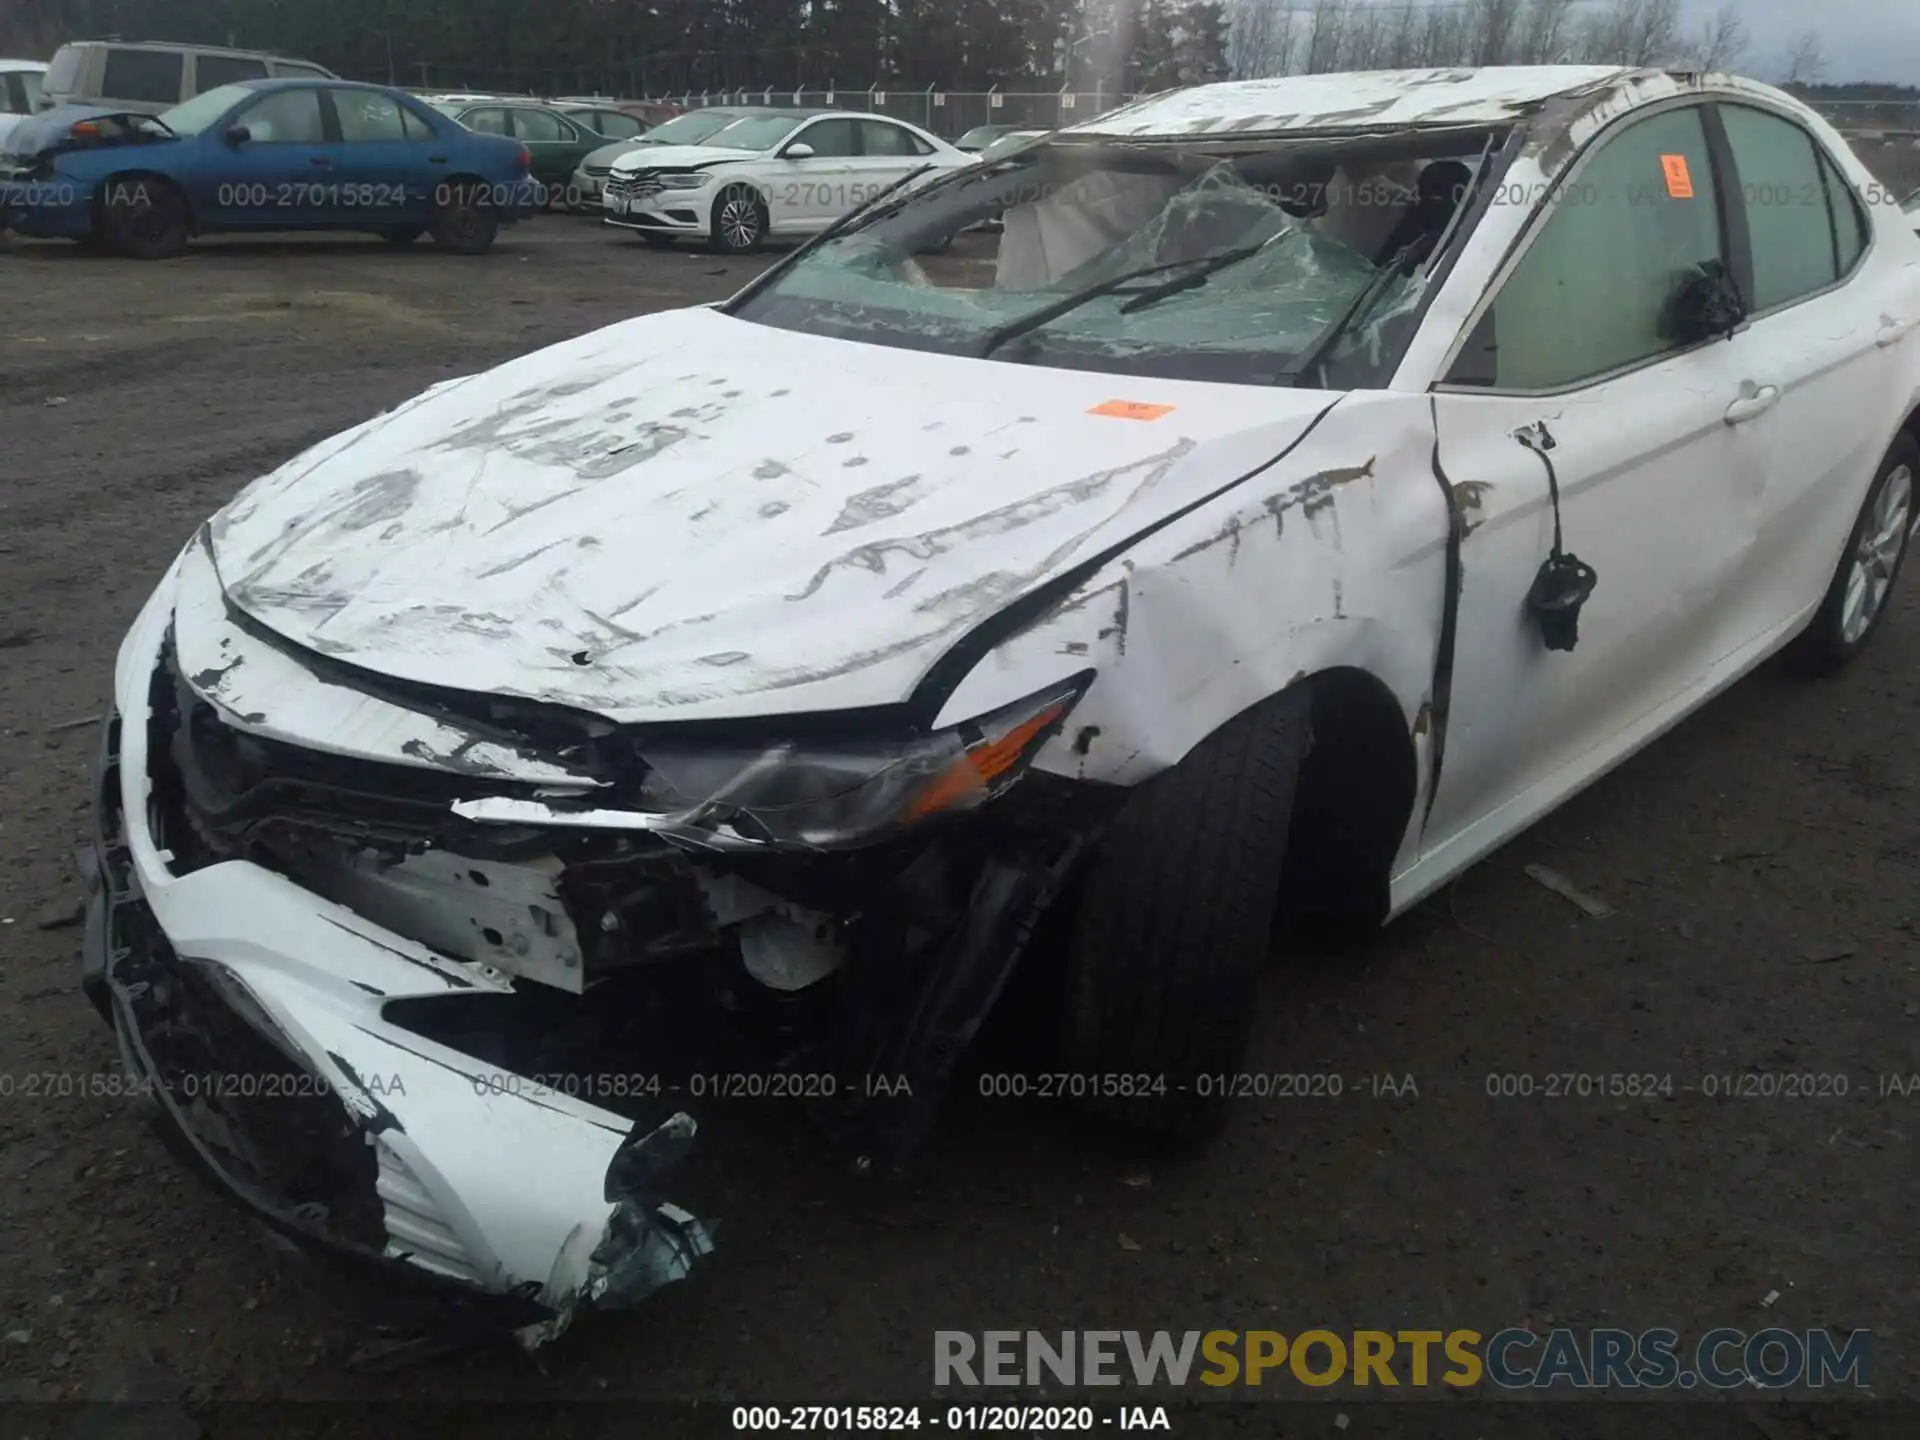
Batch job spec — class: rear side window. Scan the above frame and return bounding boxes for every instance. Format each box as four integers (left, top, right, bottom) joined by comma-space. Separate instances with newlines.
102, 48, 185, 105
1449, 106, 1723, 391
464, 108, 509, 136
194, 54, 269, 93
860, 120, 924, 156
512, 109, 569, 142
1823, 151, 1869, 274
1720, 104, 1848, 312
45, 46, 83, 95
333, 90, 410, 142
12, 71, 45, 113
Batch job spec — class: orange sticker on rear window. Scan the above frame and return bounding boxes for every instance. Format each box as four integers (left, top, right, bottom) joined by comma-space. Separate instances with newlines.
1661, 153, 1695, 199
1089, 400, 1175, 421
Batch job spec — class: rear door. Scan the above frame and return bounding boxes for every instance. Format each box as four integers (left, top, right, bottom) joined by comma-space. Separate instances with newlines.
1420, 101, 1779, 868
852, 118, 935, 205
508, 107, 588, 198
318, 88, 437, 225
200, 86, 333, 228
1705, 100, 1917, 644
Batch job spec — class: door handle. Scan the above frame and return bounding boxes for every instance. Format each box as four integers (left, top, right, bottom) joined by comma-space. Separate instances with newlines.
1723, 385, 1780, 425
1877, 318, 1917, 349
309, 156, 333, 168
428, 155, 448, 164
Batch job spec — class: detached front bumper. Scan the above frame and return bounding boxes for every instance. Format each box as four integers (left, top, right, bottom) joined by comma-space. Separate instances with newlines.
81, 576, 712, 1346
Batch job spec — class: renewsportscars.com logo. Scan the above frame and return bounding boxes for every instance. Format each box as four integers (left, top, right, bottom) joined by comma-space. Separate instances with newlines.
933, 1328, 1873, 1391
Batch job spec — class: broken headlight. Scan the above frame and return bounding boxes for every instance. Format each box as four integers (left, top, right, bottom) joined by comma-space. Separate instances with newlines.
632, 676, 1089, 849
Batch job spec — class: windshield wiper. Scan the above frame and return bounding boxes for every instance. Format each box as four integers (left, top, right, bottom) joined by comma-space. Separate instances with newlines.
978, 243, 1271, 359
1116, 229, 1300, 315
1279, 239, 1424, 388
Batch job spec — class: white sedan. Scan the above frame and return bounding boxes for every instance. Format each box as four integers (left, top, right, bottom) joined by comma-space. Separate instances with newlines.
88, 65, 1920, 1342
602, 108, 969, 252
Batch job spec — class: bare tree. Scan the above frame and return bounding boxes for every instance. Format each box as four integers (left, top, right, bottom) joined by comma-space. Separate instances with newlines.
1230, 0, 1301, 78
1578, 0, 1683, 66
1515, 0, 1582, 64
1304, 0, 1350, 73
1465, 0, 1526, 65
1678, 3, 1749, 72
1382, 0, 1423, 68
1780, 30, 1826, 86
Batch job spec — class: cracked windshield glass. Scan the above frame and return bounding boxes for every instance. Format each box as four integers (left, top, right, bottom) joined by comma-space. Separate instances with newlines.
732, 135, 1493, 385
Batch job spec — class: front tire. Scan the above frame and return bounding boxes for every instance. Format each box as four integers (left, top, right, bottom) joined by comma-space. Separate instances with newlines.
1060, 689, 1312, 1139
709, 185, 767, 254
1787, 432, 1916, 675
428, 184, 499, 255
101, 177, 188, 260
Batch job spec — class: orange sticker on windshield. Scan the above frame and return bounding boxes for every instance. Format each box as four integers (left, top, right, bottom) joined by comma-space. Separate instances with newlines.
1090, 400, 1175, 421
1661, 153, 1695, 199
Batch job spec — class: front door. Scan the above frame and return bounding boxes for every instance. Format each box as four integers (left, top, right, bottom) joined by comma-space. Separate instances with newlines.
198, 86, 334, 229
1418, 101, 1782, 876
774, 117, 860, 230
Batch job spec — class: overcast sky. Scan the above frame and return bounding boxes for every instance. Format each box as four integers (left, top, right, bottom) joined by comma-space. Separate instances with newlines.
1683, 0, 1918, 83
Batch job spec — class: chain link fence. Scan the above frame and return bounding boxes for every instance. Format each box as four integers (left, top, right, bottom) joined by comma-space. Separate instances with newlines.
652, 88, 1144, 140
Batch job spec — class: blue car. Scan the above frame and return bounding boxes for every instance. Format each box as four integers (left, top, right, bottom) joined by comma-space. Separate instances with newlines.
1, 78, 539, 257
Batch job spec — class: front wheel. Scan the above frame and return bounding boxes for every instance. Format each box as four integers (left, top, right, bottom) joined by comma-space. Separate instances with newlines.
1059, 689, 1312, 1139
428, 184, 499, 255
101, 177, 188, 260
1786, 432, 1916, 675
709, 185, 767, 254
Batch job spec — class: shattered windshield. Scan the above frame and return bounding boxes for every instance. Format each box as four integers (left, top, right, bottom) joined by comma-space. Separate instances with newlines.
729, 133, 1498, 387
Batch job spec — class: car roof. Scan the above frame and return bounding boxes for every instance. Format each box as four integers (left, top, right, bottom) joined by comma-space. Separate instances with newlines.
61, 39, 312, 60
0, 59, 48, 72
1071, 65, 1636, 139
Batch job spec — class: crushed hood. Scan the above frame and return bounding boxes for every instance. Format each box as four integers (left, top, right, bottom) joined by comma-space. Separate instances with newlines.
609, 143, 758, 172
208, 307, 1341, 723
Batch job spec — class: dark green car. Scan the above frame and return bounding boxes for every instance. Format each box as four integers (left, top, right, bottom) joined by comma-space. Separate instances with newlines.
435, 100, 601, 206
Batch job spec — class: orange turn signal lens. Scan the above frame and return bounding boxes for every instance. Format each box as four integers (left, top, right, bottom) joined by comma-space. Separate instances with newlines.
900, 702, 1068, 822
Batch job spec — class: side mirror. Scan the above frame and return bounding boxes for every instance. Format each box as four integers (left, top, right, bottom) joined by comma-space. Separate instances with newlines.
224, 124, 251, 145
1662, 258, 1746, 345
782, 142, 815, 160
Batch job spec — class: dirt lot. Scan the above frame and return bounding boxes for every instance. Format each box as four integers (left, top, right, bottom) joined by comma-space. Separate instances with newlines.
2, 214, 1918, 1434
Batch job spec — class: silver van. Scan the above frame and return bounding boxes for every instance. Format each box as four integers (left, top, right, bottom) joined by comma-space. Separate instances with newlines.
39, 41, 336, 114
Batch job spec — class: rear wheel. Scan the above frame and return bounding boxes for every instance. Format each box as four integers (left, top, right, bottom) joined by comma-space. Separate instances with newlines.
101, 177, 188, 260
709, 185, 767, 254
1060, 689, 1312, 1139
428, 183, 499, 255
1787, 432, 1917, 674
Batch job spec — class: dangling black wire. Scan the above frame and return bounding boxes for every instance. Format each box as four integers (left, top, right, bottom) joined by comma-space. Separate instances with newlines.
1515, 421, 1597, 653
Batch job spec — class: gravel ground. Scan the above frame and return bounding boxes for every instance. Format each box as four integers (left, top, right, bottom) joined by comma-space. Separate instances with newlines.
1, 216, 1917, 1437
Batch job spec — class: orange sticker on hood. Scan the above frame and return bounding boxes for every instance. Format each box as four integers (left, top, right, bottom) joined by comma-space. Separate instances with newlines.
1090, 400, 1175, 420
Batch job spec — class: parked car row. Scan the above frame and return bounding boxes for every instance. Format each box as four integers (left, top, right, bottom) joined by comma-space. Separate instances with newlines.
1, 78, 538, 256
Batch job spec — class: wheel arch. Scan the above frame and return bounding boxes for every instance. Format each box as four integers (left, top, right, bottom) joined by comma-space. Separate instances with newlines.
93, 168, 198, 235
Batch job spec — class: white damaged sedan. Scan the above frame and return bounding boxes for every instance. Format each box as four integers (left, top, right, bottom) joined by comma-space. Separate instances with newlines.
89, 66, 1920, 1343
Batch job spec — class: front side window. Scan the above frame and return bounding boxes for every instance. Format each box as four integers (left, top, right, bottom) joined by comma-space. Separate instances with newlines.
1449, 106, 1722, 391
1720, 104, 1851, 312
194, 54, 269, 93
102, 48, 185, 105
790, 117, 858, 156
17, 70, 45, 113
235, 88, 327, 145
731, 136, 1494, 387
1823, 150, 1869, 273
333, 89, 409, 142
